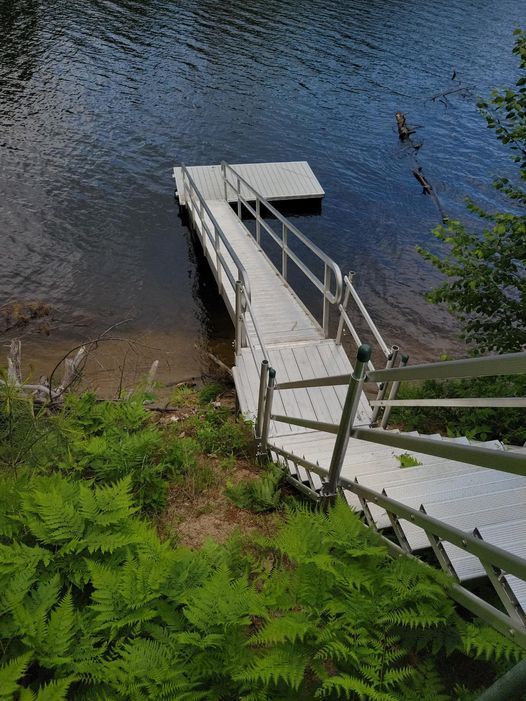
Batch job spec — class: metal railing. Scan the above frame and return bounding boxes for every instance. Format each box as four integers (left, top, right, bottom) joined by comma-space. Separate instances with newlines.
181, 165, 252, 306
270, 440, 526, 647
180, 165, 272, 447
335, 272, 405, 426
269, 347, 526, 475
259, 344, 526, 644
180, 162, 526, 649
220, 161, 343, 337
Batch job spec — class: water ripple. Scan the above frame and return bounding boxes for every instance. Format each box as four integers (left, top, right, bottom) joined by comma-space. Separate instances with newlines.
0, 0, 523, 367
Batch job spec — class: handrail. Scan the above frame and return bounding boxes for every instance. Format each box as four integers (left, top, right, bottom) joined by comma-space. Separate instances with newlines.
368, 351, 526, 383
220, 161, 343, 336
350, 427, 526, 476
180, 165, 252, 304
269, 414, 526, 476
371, 397, 526, 408
239, 284, 270, 366
336, 273, 390, 357
274, 350, 526, 391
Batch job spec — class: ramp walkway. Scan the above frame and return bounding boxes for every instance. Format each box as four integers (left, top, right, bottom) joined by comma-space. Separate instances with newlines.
174, 159, 526, 647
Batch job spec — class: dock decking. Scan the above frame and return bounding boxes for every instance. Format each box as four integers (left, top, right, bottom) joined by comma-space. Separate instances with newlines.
175, 159, 526, 641
174, 161, 324, 205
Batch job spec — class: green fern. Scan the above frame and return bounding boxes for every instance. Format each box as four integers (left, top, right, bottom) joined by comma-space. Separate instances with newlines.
0, 653, 32, 699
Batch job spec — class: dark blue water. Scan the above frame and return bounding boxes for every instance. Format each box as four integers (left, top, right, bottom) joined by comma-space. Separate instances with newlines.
1, 0, 524, 379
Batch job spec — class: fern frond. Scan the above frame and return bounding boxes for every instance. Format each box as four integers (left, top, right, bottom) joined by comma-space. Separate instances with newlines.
236, 645, 308, 691
0, 652, 32, 700
33, 677, 75, 701
461, 621, 524, 662
316, 674, 397, 700
249, 612, 311, 645
41, 592, 76, 665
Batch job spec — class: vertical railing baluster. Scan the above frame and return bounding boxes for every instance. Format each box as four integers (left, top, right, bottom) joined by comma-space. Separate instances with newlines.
221, 163, 227, 201
255, 359, 269, 441
260, 367, 276, 456
336, 271, 354, 345
282, 223, 288, 280
323, 344, 371, 503
380, 353, 409, 429
322, 264, 330, 337
237, 176, 241, 218
215, 225, 222, 293
234, 280, 243, 355
256, 197, 261, 246
370, 345, 399, 426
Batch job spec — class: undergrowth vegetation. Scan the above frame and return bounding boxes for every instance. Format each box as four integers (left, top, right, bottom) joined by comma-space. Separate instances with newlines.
0, 381, 523, 699
0, 383, 253, 513
0, 479, 520, 700
390, 374, 526, 444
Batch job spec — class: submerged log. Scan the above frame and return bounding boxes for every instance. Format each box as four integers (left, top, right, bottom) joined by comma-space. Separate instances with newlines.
395, 112, 415, 141
412, 168, 432, 195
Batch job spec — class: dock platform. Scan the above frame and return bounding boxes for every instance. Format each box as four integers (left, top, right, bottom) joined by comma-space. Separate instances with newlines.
174, 161, 324, 205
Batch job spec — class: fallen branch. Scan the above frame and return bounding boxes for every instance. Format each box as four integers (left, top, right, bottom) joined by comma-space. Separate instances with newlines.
206, 351, 233, 377
412, 168, 432, 195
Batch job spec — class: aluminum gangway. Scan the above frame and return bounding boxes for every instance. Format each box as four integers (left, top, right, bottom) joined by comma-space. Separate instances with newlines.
174, 160, 526, 647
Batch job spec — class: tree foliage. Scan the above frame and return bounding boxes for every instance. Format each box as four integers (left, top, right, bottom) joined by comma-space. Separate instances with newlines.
419, 29, 526, 353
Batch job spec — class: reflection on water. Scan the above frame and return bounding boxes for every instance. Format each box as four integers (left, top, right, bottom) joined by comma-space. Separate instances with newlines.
0, 0, 523, 377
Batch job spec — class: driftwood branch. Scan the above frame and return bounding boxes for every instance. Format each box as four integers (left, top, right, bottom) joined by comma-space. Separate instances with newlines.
206, 351, 233, 377
2, 341, 88, 404
7, 340, 22, 385
146, 360, 159, 392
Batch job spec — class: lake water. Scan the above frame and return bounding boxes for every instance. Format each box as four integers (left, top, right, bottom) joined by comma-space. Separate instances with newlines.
1, 0, 523, 388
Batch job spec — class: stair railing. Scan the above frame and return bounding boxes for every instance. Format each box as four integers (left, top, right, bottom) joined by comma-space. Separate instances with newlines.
269, 437, 526, 647
262, 344, 526, 646
220, 161, 343, 337
268, 347, 526, 480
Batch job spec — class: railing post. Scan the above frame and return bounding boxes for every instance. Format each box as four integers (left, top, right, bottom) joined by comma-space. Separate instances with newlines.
380, 353, 409, 429
237, 176, 242, 218
475, 659, 526, 701
256, 197, 261, 246
260, 367, 276, 457
370, 345, 399, 425
322, 264, 331, 337
215, 225, 222, 293
323, 344, 371, 504
336, 271, 353, 345
221, 162, 227, 201
234, 280, 243, 355
282, 223, 288, 280
255, 359, 269, 439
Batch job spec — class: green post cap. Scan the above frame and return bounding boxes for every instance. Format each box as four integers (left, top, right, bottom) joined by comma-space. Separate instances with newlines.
401, 353, 410, 364
268, 367, 276, 379
357, 344, 372, 363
